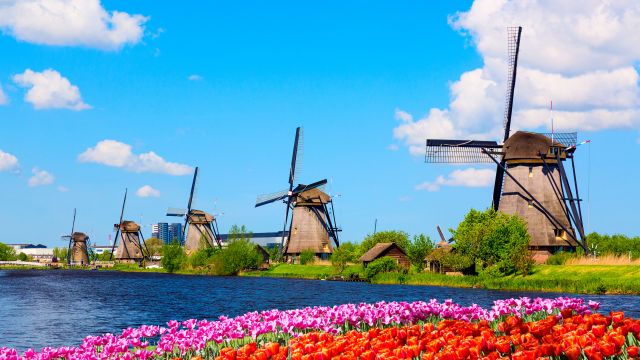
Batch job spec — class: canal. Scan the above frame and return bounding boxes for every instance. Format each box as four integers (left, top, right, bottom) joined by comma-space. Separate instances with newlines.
0, 269, 637, 351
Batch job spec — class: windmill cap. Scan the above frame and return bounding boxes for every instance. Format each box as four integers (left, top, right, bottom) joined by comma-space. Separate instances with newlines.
72, 232, 88, 241
503, 131, 565, 161
121, 220, 141, 232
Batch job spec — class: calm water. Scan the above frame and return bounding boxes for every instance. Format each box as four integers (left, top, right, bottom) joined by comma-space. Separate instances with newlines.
0, 269, 637, 351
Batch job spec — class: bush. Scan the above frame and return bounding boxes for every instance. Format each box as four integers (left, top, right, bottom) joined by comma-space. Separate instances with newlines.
364, 257, 399, 279
545, 251, 576, 265
17, 252, 28, 261
161, 241, 186, 273
217, 239, 262, 275
330, 242, 359, 273
0, 242, 17, 261
299, 250, 315, 265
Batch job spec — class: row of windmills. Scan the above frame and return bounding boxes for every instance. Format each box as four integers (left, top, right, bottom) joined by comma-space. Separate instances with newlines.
61, 127, 341, 265
425, 27, 588, 262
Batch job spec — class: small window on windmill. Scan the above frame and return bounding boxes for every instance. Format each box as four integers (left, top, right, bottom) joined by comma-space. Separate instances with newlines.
527, 200, 533, 208
528, 166, 533, 178
554, 229, 567, 240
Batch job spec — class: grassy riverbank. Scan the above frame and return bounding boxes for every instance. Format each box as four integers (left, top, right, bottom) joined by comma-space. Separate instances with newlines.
244, 263, 640, 294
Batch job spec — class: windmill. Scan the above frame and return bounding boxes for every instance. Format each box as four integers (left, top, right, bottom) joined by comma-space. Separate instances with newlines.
61, 208, 90, 266
109, 189, 148, 263
255, 127, 340, 261
424, 27, 588, 261
167, 167, 222, 253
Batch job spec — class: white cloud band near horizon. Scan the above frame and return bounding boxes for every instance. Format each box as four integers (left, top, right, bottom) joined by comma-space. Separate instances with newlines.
13, 69, 90, 110
0, 0, 148, 51
394, 0, 640, 156
78, 140, 193, 176
416, 168, 495, 192
136, 185, 160, 197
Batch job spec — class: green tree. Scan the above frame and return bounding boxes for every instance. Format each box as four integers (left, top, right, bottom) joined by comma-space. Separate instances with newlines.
217, 238, 261, 275
364, 256, 399, 279
0, 242, 17, 261
451, 208, 532, 275
96, 251, 112, 261
161, 240, 186, 273
330, 242, 358, 273
17, 252, 28, 261
359, 231, 410, 257
299, 249, 315, 265
144, 238, 164, 257
407, 234, 435, 271
52, 247, 67, 262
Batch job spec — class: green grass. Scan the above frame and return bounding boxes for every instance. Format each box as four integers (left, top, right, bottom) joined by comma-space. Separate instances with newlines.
372, 265, 640, 294
243, 263, 364, 280
243, 263, 640, 294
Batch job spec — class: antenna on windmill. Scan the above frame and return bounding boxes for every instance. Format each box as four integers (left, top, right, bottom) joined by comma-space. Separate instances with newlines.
550, 100, 554, 145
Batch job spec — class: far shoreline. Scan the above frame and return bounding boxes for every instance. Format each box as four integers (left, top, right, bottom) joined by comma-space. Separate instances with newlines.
3, 263, 640, 296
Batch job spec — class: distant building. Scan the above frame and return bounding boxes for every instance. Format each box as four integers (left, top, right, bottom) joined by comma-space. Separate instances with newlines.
169, 223, 183, 243
92, 245, 115, 255
5, 244, 53, 263
152, 222, 183, 243
219, 231, 288, 248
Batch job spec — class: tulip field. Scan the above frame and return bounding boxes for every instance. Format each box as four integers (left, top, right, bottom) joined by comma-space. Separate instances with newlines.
2, 297, 640, 360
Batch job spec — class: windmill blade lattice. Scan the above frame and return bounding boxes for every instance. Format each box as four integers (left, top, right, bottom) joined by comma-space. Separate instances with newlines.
425, 139, 502, 164
255, 189, 289, 207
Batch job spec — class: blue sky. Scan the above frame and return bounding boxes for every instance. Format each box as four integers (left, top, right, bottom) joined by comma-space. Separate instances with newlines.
0, 0, 638, 247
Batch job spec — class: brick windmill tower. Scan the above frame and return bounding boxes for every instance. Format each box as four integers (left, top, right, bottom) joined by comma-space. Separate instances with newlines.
255, 127, 340, 261
110, 189, 148, 263
61, 208, 90, 266
424, 27, 588, 261
167, 167, 222, 253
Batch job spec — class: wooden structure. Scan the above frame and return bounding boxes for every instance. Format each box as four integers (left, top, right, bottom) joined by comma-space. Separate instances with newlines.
115, 220, 146, 262
110, 189, 148, 263
69, 232, 90, 265
359, 242, 410, 268
255, 127, 340, 261
184, 209, 220, 254
61, 209, 92, 266
425, 241, 453, 274
424, 27, 587, 261
167, 167, 222, 254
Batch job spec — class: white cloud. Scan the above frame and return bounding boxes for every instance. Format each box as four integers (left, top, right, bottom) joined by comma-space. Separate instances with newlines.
0, 149, 19, 171
188, 74, 203, 81
416, 168, 495, 192
136, 185, 160, 198
78, 139, 193, 175
57, 185, 69, 192
395, 1, 640, 155
387, 144, 399, 151
28, 167, 54, 187
0, 84, 7, 105
13, 69, 90, 110
0, 0, 148, 50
